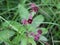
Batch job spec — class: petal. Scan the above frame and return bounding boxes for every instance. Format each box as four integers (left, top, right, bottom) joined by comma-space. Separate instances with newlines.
21, 19, 28, 25
32, 7, 38, 12
30, 3, 36, 8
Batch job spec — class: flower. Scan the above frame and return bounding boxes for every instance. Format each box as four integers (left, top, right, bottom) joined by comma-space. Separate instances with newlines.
30, 32, 34, 36
21, 3, 42, 41
21, 3, 38, 24
21, 13, 33, 24
34, 34, 40, 41
21, 19, 28, 25
27, 19, 33, 24
30, 31, 41, 41
37, 30, 42, 34
27, 13, 33, 24
30, 3, 38, 12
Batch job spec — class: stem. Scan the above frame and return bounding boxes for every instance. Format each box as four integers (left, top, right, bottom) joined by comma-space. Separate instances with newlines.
0, 16, 21, 34
40, 22, 60, 26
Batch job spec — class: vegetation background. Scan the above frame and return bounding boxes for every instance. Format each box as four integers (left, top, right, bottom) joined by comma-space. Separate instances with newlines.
0, 0, 60, 45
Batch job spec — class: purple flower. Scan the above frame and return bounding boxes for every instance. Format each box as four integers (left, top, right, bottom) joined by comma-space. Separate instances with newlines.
34, 34, 40, 41
21, 13, 33, 24
21, 19, 28, 25
37, 30, 42, 34
29, 31, 41, 41
30, 3, 38, 12
27, 13, 33, 24
20, 3, 44, 42
30, 32, 34, 36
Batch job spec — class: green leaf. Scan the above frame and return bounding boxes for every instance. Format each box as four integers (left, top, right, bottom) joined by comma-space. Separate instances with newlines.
18, 4, 29, 20
31, 15, 44, 27
0, 30, 15, 40
2, 21, 26, 34
39, 35, 48, 42
41, 0, 51, 4
12, 34, 21, 45
40, 28, 48, 35
20, 0, 27, 4
28, 38, 36, 45
56, 3, 60, 9
0, 40, 3, 44
26, 24, 36, 32
21, 38, 27, 45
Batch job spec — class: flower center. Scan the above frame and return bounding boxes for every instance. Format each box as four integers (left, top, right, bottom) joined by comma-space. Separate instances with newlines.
27, 19, 33, 24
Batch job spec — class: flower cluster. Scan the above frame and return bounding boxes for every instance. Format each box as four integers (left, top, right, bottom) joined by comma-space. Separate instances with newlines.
30, 30, 42, 41
21, 3, 38, 25
21, 3, 42, 41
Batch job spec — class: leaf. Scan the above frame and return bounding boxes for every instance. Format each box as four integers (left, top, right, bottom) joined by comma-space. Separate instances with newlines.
2, 21, 26, 34
56, 3, 60, 9
31, 15, 44, 27
41, 0, 51, 4
21, 38, 27, 45
40, 28, 48, 35
0, 40, 3, 44
18, 4, 29, 20
0, 30, 15, 40
28, 38, 36, 45
39, 35, 48, 42
26, 24, 36, 32
20, 0, 27, 4
12, 34, 21, 45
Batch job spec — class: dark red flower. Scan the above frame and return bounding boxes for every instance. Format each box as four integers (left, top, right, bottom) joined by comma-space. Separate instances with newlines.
27, 19, 33, 24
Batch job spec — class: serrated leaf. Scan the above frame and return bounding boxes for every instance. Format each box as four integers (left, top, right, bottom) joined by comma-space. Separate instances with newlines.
18, 4, 29, 20
31, 15, 44, 27
39, 35, 48, 42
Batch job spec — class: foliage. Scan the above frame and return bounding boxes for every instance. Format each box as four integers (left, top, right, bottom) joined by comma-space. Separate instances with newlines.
0, 0, 60, 45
